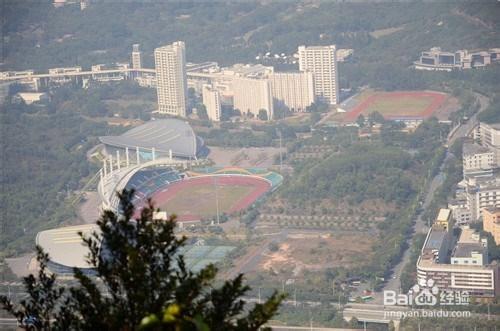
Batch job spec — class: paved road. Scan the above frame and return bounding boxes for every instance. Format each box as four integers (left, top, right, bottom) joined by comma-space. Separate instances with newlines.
447, 92, 490, 146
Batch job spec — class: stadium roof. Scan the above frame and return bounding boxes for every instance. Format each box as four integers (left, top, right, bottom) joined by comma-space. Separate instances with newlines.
36, 224, 99, 269
99, 119, 201, 159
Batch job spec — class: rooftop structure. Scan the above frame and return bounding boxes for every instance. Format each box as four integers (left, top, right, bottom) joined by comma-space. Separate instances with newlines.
99, 119, 203, 160
36, 224, 99, 276
451, 227, 488, 266
435, 208, 452, 231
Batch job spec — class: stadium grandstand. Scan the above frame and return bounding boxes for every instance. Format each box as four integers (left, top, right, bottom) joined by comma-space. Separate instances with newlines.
124, 166, 182, 205
36, 224, 99, 277
99, 119, 206, 161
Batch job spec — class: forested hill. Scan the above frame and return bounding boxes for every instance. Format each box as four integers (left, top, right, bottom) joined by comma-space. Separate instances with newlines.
2, 1, 499, 71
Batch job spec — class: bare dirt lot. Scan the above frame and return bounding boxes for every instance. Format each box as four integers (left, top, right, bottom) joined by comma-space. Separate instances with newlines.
260, 233, 375, 276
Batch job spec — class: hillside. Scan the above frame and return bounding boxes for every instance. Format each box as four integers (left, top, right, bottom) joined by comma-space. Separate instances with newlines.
2, 1, 499, 72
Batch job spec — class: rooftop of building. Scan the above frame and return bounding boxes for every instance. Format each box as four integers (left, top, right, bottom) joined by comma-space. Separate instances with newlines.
418, 256, 493, 271
484, 206, 500, 215
463, 142, 492, 156
155, 41, 185, 52
298, 45, 336, 50
99, 119, 201, 159
424, 228, 447, 251
36, 224, 99, 269
453, 243, 486, 258
458, 227, 483, 244
436, 208, 451, 222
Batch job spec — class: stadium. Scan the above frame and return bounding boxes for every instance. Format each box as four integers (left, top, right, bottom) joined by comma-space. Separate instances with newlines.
99, 119, 207, 161
98, 161, 283, 225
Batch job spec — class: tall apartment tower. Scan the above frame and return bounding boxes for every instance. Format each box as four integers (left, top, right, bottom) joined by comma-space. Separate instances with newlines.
131, 44, 142, 69
202, 84, 221, 122
154, 41, 187, 117
298, 45, 339, 105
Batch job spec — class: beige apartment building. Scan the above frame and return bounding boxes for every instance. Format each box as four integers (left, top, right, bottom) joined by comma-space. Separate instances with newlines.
483, 207, 500, 245
202, 84, 221, 122
298, 45, 339, 105
269, 72, 314, 112
232, 77, 273, 120
154, 41, 187, 117
462, 142, 496, 175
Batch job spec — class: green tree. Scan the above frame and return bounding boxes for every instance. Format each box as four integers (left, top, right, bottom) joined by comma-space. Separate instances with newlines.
258, 109, 268, 121
1, 190, 283, 330
197, 104, 209, 121
356, 114, 365, 128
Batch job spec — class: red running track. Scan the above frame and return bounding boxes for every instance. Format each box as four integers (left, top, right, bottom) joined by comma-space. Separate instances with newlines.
134, 175, 271, 222
344, 91, 447, 122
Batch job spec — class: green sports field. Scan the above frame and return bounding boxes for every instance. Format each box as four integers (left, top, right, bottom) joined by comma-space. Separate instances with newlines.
363, 97, 434, 116
158, 185, 253, 217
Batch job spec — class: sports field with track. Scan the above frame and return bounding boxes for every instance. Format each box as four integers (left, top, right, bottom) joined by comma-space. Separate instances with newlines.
343, 90, 448, 122
150, 175, 271, 221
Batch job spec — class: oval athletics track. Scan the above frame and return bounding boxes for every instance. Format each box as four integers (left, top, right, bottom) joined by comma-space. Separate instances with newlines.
148, 175, 271, 221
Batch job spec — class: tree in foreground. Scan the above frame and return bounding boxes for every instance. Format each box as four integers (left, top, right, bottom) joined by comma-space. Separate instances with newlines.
1, 189, 283, 330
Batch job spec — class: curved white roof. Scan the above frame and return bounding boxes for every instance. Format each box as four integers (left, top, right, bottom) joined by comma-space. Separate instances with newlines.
99, 119, 200, 159
36, 224, 99, 269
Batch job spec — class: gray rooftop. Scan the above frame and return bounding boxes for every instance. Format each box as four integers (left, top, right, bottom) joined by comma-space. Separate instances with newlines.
453, 243, 485, 258
463, 142, 491, 156
36, 224, 99, 269
424, 230, 446, 250
99, 119, 200, 159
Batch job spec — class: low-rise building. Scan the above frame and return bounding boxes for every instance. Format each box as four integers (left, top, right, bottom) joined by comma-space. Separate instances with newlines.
91, 63, 130, 82
448, 199, 472, 226
483, 207, 500, 245
417, 211, 499, 299
465, 177, 500, 221
451, 227, 488, 266
463, 142, 496, 176
415, 47, 499, 71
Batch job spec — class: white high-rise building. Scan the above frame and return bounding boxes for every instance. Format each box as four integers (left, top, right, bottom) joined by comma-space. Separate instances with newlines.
298, 45, 339, 105
233, 77, 273, 120
202, 85, 221, 122
269, 72, 314, 112
154, 41, 187, 117
131, 44, 142, 69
